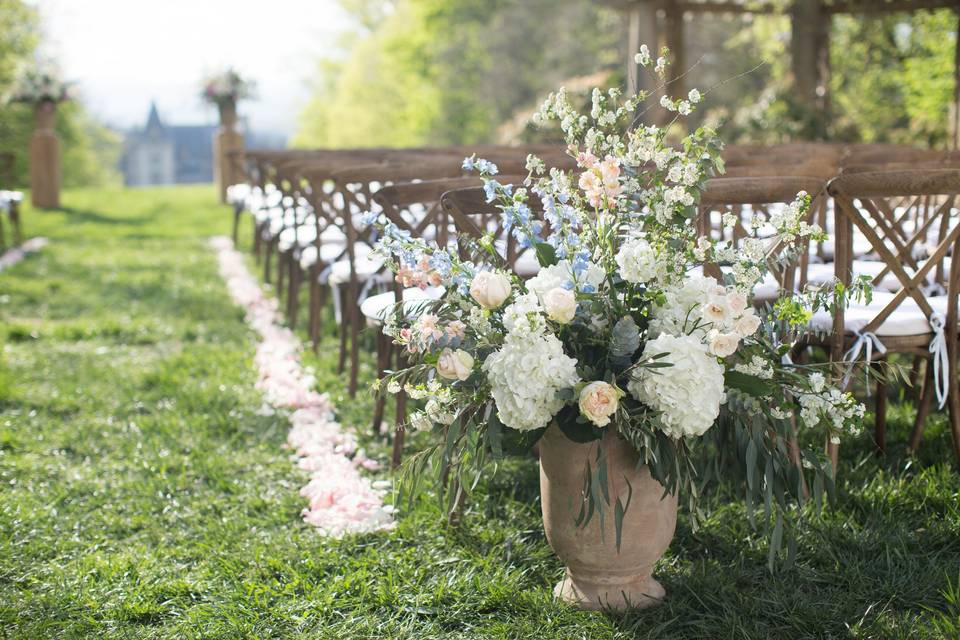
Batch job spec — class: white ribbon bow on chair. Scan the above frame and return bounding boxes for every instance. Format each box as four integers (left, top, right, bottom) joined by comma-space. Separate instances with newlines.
842, 330, 887, 394
928, 312, 950, 410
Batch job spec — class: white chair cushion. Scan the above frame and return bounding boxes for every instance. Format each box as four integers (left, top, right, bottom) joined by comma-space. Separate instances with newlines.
360, 286, 445, 324
513, 251, 541, 278
298, 243, 346, 270
805, 260, 905, 293
810, 292, 953, 337
328, 252, 387, 285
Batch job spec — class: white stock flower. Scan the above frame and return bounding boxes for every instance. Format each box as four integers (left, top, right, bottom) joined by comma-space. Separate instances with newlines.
615, 238, 658, 284
578, 381, 621, 427
628, 334, 725, 438
470, 271, 512, 309
543, 287, 577, 324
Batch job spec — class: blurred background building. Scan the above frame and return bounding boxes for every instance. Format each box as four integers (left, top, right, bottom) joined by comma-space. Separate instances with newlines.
122, 103, 216, 186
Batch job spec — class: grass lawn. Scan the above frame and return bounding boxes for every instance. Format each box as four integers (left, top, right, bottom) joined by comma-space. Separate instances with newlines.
1, 185, 959, 639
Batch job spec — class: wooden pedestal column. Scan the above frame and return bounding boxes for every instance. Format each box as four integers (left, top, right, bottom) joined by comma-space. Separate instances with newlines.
214, 99, 245, 204
29, 102, 60, 209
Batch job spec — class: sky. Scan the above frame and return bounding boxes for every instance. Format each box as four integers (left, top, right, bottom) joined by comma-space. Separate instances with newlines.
26, 0, 354, 140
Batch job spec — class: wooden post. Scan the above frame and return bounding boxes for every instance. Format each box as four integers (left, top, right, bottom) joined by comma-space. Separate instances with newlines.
790, 0, 830, 138
664, 2, 686, 99
953, 8, 960, 149
214, 98, 245, 204
626, 1, 659, 97
29, 101, 60, 209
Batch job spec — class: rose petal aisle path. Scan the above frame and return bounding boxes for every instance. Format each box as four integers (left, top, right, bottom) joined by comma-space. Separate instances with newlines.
2, 186, 958, 638
209, 236, 393, 536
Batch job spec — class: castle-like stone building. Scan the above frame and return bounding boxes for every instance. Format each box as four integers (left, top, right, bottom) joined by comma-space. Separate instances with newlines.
122, 103, 216, 186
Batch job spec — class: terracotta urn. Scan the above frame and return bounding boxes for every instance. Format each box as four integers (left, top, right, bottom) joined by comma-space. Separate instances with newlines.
539, 424, 677, 611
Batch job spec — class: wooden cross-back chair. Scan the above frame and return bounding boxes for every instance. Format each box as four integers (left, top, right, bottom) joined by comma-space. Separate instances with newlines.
308, 157, 476, 397
365, 175, 510, 468
439, 183, 548, 278
824, 169, 960, 465
696, 176, 829, 301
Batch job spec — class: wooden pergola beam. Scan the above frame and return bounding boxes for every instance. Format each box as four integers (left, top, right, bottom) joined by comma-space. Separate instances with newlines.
664, 0, 960, 14
823, 0, 960, 14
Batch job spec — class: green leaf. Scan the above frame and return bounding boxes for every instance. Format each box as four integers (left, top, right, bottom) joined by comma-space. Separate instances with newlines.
501, 424, 546, 456
746, 438, 758, 492
614, 477, 633, 553
534, 241, 558, 267
725, 370, 775, 398
486, 410, 504, 460
555, 405, 603, 443
768, 513, 784, 572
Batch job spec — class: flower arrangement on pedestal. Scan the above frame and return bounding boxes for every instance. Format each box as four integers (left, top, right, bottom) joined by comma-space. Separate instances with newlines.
200, 68, 255, 108
5, 62, 74, 105
365, 48, 868, 609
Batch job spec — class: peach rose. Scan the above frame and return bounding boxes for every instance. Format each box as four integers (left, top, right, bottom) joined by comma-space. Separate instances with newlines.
543, 287, 577, 324
470, 271, 512, 309
578, 381, 622, 427
436, 348, 474, 381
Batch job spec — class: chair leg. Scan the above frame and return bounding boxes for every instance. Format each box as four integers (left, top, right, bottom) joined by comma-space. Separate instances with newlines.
391, 389, 406, 470
348, 288, 361, 397
263, 239, 274, 283
949, 357, 960, 462
287, 257, 301, 328
12, 206, 22, 244
307, 268, 319, 346
337, 286, 348, 374
0, 212, 6, 249
908, 358, 935, 455
371, 332, 389, 436
253, 223, 262, 262
826, 439, 839, 476
872, 361, 887, 456
276, 251, 286, 303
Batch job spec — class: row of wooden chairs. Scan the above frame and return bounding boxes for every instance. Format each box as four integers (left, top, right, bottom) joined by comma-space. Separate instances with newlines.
227, 143, 960, 469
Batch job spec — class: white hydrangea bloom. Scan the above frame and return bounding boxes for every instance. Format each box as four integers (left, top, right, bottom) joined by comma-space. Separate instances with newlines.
628, 334, 725, 438
501, 293, 545, 337
483, 328, 580, 432
615, 238, 658, 284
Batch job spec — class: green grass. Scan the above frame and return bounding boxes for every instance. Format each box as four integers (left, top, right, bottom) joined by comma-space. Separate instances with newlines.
1, 185, 959, 638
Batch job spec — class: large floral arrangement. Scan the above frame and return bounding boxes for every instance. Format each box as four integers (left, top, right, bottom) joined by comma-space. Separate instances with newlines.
367, 49, 866, 560
200, 68, 255, 106
6, 63, 73, 105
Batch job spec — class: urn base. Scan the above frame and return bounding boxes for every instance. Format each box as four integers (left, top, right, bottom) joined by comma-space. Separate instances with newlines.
554, 568, 666, 611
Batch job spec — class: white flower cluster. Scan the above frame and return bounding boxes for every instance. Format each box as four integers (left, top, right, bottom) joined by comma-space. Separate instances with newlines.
733, 355, 774, 380
615, 238, 659, 284
650, 275, 762, 358
797, 380, 865, 444
484, 298, 580, 431
628, 334, 726, 438
769, 192, 821, 243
